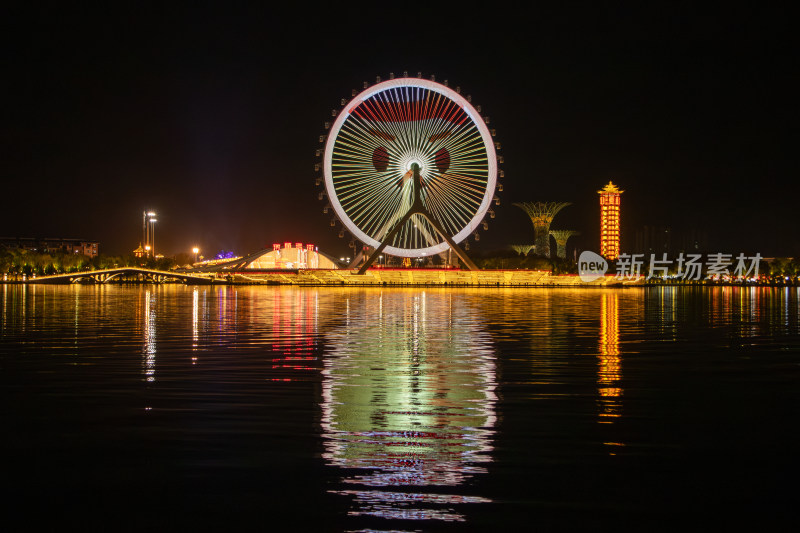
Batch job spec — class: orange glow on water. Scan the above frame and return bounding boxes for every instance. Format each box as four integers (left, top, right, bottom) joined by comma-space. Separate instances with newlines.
598, 292, 622, 423
320, 291, 496, 521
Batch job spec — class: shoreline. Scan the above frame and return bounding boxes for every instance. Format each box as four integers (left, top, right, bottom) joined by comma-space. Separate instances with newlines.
3, 268, 796, 287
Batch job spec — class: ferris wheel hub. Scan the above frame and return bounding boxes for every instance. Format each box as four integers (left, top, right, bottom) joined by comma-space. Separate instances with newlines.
405, 159, 423, 172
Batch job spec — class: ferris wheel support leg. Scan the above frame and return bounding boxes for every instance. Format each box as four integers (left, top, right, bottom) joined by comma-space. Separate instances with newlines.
417, 213, 480, 271
350, 249, 366, 268
356, 161, 481, 274
356, 210, 479, 274
356, 208, 416, 275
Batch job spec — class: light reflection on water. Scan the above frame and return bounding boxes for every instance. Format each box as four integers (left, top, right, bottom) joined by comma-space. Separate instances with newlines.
598, 292, 622, 424
1, 285, 799, 530
143, 289, 156, 381
320, 291, 497, 522
268, 289, 320, 375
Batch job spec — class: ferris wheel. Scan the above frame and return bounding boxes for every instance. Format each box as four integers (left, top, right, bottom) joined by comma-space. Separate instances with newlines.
319, 74, 500, 269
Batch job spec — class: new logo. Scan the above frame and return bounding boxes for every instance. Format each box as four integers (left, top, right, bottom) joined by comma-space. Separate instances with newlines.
579, 251, 608, 282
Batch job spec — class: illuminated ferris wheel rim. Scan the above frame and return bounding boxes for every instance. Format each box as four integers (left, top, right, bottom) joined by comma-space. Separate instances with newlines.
323, 77, 498, 257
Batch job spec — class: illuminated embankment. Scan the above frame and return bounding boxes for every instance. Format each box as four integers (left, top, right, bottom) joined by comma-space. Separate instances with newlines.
227, 269, 634, 286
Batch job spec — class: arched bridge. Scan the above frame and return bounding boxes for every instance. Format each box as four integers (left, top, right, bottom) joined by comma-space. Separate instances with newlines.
29, 268, 216, 285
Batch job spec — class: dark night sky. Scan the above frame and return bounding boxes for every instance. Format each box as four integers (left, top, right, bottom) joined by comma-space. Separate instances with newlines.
2, 4, 797, 258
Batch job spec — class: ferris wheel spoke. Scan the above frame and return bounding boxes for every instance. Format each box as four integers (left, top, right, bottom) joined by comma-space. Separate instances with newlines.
431, 121, 474, 148
425, 180, 475, 217
337, 123, 387, 154
441, 141, 486, 164
426, 202, 477, 236
424, 199, 464, 236
352, 186, 409, 238
427, 189, 475, 225
360, 190, 406, 232
427, 180, 485, 210
339, 186, 393, 212
427, 189, 481, 219
433, 173, 487, 195
359, 91, 416, 153
341, 181, 399, 216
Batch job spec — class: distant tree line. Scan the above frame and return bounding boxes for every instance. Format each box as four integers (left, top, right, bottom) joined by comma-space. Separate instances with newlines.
752, 258, 799, 284
633, 256, 799, 285
0, 248, 195, 279
471, 248, 798, 284
471, 249, 578, 274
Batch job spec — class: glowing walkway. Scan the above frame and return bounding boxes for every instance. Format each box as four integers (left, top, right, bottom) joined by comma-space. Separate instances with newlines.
27, 267, 216, 284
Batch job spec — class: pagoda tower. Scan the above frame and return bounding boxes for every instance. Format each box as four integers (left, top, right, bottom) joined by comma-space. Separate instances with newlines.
598, 181, 623, 260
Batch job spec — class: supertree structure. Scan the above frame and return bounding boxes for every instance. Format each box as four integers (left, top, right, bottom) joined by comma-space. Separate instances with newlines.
513, 202, 572, 258
510, 244, 535, 256
549, 230, 580, 259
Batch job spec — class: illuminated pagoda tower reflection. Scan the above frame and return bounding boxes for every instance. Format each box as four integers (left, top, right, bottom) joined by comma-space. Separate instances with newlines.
598, 292, 621, 423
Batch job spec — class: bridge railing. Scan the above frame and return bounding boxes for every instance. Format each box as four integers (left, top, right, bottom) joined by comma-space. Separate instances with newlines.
25, 267, 216, 285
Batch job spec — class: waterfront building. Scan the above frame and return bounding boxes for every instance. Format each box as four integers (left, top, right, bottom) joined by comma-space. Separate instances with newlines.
246, 243, 337, 269
0, 237, 98, 257
631, 226, 709, 256
191, 242, 340, 272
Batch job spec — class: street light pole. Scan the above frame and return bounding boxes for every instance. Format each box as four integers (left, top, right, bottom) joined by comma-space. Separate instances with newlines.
150, 218, 156, 258
144, 211, 156, 259
142, 210, 157, 258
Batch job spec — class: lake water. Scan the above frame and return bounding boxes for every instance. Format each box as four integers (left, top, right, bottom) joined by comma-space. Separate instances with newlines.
2, 284, 799, 531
